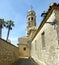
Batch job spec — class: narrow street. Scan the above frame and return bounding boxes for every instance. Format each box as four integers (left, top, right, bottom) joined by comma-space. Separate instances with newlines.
12, 58, 38, 65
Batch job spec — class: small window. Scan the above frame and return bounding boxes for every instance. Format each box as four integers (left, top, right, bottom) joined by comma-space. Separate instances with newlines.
31, 17, 33, 20
35, 40, 37, 50
41, 31, 45, 49
35, 40, 36, 43
41, 32, 44, 35
23, 47, 26, 51
28, 18, 30, 20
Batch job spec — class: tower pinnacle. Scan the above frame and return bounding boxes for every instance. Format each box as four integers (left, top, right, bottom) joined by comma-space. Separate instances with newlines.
26, 9, 37, 38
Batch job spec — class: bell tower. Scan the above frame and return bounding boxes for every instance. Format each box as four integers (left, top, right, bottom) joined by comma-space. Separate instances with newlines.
26, 9, 37, 39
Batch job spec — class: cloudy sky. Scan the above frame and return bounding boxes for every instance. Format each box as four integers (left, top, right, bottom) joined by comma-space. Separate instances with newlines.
0, 0, 59, 46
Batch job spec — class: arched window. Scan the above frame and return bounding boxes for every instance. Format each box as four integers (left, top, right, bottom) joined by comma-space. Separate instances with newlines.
28, 18, 30, 20
31, 17, 33, 20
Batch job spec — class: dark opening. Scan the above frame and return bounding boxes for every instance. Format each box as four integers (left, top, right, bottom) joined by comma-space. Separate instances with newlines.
31, 17, 33, 20
23, 47, 26, 51
41, 31, 45, 49
28, 18, 30, 20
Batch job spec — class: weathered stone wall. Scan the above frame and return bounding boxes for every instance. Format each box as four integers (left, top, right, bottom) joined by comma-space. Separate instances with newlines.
31, 10, 58, 65
55, 10, 59, 45
19, 44, 30, 58
18, 37, 30, 58
55, 10, 59, 65
0, 38, 19, 65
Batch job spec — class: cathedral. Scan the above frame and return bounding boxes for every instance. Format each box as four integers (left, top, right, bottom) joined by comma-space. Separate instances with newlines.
0, 2, 59, 65
18, 8, 37, 58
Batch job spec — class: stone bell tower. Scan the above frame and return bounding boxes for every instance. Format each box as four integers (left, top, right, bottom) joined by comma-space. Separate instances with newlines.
18, 9, 37, 58
26, 9, 37, 39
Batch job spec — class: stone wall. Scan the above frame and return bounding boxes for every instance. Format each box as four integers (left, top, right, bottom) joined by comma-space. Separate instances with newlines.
18, 37, 30, 58
55, 9, 59, 65
31, 10, 58, 65
19, 44, 30, 58
55, 10, 59, 45
0, 38, 19, 65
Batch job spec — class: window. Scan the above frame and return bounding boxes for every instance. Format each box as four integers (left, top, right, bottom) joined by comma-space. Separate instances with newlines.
41, 32, 45, 49
28, 18, 30, 20
23, 47, 26, 51
31, 17, 33, 20
35, 40, 37, 50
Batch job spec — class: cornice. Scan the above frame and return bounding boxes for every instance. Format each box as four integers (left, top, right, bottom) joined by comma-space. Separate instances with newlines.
31, 3, 59, 42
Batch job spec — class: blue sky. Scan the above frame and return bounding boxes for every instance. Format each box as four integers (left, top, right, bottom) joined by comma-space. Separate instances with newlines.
0, 0, 59, 46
